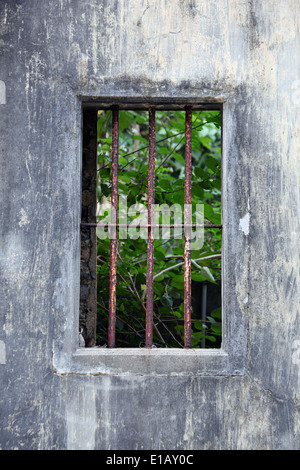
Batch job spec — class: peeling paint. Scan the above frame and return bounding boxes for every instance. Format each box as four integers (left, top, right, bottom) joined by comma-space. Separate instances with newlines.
66, 384, 97, 450
19, 208, 30, 227
239, 212, 250, 236
0, 341, 6, 364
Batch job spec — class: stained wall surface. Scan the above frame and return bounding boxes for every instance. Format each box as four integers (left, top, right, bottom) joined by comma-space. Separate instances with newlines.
0, 0, 300, 450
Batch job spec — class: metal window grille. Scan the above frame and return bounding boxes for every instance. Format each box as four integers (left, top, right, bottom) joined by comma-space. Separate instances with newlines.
81, 105, 222, 349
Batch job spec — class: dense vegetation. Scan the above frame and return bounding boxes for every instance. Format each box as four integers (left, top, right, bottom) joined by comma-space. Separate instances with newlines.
96, 109, 222, 348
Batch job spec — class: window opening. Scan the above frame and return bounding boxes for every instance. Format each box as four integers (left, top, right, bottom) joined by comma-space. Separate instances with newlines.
81, 105, 222, 349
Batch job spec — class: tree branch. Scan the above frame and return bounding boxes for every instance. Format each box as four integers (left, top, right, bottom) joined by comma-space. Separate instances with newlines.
153, 254, 221, 280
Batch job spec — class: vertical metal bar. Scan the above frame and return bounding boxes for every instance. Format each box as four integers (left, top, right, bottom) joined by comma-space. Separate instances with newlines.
184, 106, 192, 348
146, 107, 156, 348
108, 105, 119, 348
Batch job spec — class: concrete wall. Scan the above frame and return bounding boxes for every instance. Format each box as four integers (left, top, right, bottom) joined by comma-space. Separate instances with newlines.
1, 0, 300, 450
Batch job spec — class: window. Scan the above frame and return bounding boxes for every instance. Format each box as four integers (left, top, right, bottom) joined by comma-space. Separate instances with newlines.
52, 97, 246, 377
80, 103, 222, 350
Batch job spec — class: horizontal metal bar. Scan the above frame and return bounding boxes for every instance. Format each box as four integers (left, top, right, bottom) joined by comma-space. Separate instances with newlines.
82, 99, 223, 111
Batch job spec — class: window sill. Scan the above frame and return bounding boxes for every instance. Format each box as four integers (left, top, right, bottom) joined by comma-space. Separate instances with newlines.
52, 347, 240, 377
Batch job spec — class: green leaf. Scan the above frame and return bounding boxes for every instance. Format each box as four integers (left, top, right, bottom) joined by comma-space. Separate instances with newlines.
130, 186, 142, 197
203, 203, 214, 221
172, 309, 183, 319
205, 156, 220, 172
119, 112, 134, 132
205, 335, 217, 342
119, 174, 131, 184
194, 167, 207, 179
161, 295, 173, 308
191, 273, 206, 282
211, 178, 221, 190
153, 283, 164, 296
101, 183, 110, 197
199, 136, 212, 150
158, 146, 171, 155
134, 113, 148, 124
100, 167, 111, 179
201, 266, 215, 282
171, 275, 184, 290
200, 180, 212, 190
118, 156, 128, 166
158, 180, 172, 192
210, 324, 222, 335
194, 320, 203, 330
154, 247, 166, 260
100, 137, 112, 145
116, 318, 125, 331
136, 272, 146, 284
193, 185, 204, 198
118, 182, 129, 193
206, 113, 222, 128
132, 135, 149, 144
172, 152, 185, 164
211, 307, 222, 319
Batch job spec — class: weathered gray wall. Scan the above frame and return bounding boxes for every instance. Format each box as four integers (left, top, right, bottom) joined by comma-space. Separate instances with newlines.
1, 0, 300, 450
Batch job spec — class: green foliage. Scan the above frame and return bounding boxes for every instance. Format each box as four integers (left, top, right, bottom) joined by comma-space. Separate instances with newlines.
96, 109, 222, 348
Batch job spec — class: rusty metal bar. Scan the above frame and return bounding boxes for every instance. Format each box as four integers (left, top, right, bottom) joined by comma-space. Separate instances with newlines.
184, 106, 192, 348
108, 105, 119, 348
145, 107, 156, 348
